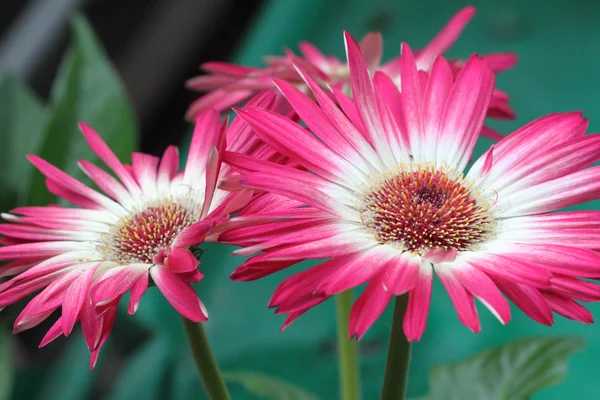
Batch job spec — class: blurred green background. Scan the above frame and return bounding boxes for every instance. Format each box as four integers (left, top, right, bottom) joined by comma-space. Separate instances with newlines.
1, 0, 600, 398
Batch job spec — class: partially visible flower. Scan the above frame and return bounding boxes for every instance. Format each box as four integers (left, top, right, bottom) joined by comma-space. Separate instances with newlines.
0, 93, 279, 368
185, 6, 516, 140
219, 33, 600, 341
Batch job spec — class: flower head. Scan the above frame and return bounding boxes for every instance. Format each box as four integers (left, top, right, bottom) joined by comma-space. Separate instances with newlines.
220, 32, 600, 340
186, 6, 516, 141
0, 93, 279, 367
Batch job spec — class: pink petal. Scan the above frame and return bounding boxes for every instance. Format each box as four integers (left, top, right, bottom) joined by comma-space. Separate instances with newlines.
132, 152, 159, 196
91, 265, 149, 307
274, 74, 376, 173
201, 147, 221, 218
549, 275, 600, 302
491, 276, 553, 326
62, 264, 98, 336
349, 273, 392, 340
345, 31, 395, 167
315, 248, 391, 296
454, 266, 511, 324
496, 166, 600, 217
27, 155, 123, 214
436, 267, 480, 332
402, 270, 432, 341
481, 53, 518, 73
439, 55, 494, 170
359, 32, 383, 71
422, 247, 457, 263
165, 247, 200, 274
40, 317, 64, 347
150, 267, 207, 322
184, 109, 221, 184
236, 107, 361, 187
416, 6, 476, 70
78, 122, 142, 197
422, 56, 453, 160
128, 272, 149, 314
382, 255, 421, 295
173, 219, 213, 248
230, 259, 301, 282
157, 146, 180, 189
542, 291, 593, 324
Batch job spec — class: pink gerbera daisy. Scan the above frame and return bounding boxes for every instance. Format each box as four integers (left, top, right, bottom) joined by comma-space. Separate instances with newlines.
219, 32, 600, 341
185, 6, 516, 140
0, 94, 279, 367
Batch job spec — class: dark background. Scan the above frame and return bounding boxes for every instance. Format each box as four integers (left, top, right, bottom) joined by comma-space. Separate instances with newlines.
0, 0, 263, 156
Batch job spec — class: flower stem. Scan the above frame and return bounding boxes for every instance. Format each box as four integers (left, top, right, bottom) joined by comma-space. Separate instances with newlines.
181, 317, 231, 400
381, 294, 411, 400
336, 290, 361, 400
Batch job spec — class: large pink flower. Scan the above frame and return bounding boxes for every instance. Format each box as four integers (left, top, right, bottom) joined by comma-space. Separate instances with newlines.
219, 32, 600, 341
0, 94, 279, 367
186, 6, 516, 140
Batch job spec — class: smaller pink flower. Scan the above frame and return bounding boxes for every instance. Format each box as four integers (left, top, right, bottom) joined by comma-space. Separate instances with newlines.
0, 93, 278, 368
185, 6, 516, 140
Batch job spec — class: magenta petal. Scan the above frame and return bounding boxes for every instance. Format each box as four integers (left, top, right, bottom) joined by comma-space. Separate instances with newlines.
78, 122, 142, 197
358, 31, 383, 72
436, 268, 480, 332
416, 6, 476, 69
402, 270, 432, 341
40, 317, 64, 347
542, 291, 593, 324
454, 266, 511, 325
345, 31, 395, 166
491, 276, 553, 326
91, 266, 148, 307
150, 267, 207, 322
422, 247, 457, 263
173, 219, 213, 248
128, 273, 149, 314
165, 247, 200, 274
382, 256, 420, 295
61, 264, 98, 336
349, 273, 392, 340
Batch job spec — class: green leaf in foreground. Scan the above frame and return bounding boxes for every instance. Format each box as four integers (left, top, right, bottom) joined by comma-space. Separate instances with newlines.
0, 74, 46, 209
26, 13, 136, 205
224, 371, 320, 400
414, 337, 585, 400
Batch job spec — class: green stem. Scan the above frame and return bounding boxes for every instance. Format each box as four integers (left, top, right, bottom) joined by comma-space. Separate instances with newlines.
181, 317, 231, 400
336, 290, 361, 400
381, 295, 411, 400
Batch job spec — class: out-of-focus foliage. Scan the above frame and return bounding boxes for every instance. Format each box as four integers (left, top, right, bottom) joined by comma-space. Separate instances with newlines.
38, 334, 100, 400
413, 337, 585, 400
25, 14, 136, 206
0, 75, 46, 211
0, 331, 12, 400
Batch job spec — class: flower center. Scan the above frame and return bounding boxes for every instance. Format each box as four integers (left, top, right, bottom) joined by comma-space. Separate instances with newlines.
360, 163, 493, 256
101, 202, 198, 264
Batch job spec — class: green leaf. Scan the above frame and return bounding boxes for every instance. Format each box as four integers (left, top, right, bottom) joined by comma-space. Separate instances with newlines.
0, 74, 46, 209
414, 337, 585, 400
0, 329, 13, 400
224, 371, 320, 400
25, 14, 136, 205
